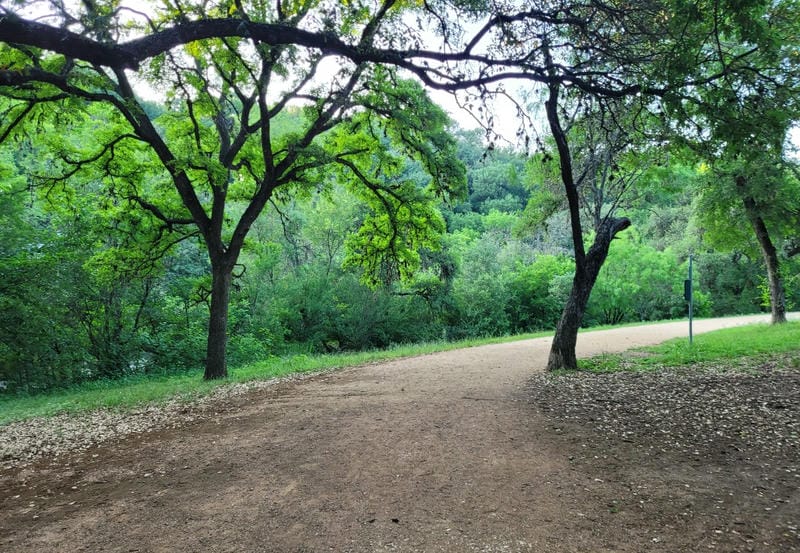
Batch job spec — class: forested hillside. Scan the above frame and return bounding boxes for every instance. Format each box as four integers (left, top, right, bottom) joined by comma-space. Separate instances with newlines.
2, 115, 797, 393
1, 0, 799, 392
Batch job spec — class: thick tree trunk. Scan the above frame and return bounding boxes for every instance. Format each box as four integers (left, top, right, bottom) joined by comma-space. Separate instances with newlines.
547, 276, 592, 370
747, 209, 786, 324
205, 261, 233, 379
738, 178, 786, 324
547, 216, 631, 371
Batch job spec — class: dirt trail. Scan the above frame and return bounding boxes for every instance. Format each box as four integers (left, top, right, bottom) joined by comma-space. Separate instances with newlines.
0, 314, 793, 552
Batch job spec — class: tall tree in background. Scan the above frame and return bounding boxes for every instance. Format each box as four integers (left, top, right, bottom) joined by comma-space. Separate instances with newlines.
672, 0, 800, 324
694, 154, 800, 323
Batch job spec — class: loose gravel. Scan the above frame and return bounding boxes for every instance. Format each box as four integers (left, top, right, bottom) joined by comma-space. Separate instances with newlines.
0, 371, 326, 469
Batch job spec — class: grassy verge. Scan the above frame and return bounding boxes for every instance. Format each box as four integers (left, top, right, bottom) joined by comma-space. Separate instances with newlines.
0, 330, 553, 426
579, 321, 800, 373
4, 318, 792, 426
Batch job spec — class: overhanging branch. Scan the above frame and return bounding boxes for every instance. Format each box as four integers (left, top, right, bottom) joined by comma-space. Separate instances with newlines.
0, 12, 705, 99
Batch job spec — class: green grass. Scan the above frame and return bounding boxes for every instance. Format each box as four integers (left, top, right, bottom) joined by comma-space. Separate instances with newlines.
4, 319, 795, 426
579, 321, 800, 373
0, 330, 554, 426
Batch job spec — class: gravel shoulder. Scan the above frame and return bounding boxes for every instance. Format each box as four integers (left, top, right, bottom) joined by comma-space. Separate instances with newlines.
1, 314, 798, 552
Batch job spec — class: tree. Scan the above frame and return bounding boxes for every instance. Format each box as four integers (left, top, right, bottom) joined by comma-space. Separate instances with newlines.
694, 155, 800, 322
418, 0, 771, 369
0, 1, 466, 379
669, 0, 800, 324
541, 85, 633, 369
521, 91, 667, 368
498, 0, 796, 368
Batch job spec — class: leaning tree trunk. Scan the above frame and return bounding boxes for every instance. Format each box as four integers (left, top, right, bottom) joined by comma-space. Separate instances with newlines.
547, 216, 631, 371
547, 273, 592, 371
539, 50, 632, 372
738, 177, 786, 324
205, 259, 234, 380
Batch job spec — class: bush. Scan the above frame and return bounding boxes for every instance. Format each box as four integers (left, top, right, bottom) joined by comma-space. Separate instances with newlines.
586, 233, 700, 325
505, 255, 574, 332
450, 272, 511, 338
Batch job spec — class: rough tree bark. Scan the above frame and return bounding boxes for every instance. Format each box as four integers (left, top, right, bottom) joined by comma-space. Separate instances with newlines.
737, 176, 787, 324
547, 216, 631, 370
206, 259, 234, 380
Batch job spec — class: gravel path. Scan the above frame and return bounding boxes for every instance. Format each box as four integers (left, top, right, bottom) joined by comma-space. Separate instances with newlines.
1, 313, 798, 553
0, 314, 776, 468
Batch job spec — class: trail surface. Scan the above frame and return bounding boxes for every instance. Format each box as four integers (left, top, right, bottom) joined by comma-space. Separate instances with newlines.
2, 314, 797, 552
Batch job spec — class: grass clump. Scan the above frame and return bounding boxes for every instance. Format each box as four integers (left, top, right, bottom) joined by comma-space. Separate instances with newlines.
579, 321, 800, 374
